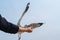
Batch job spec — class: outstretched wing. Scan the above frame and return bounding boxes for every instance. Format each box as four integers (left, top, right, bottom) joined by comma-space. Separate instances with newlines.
17, 2, 30, 40
17, 2, 30, 27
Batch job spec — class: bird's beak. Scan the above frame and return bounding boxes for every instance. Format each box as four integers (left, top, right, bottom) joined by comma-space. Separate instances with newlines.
38, 23, 43, 26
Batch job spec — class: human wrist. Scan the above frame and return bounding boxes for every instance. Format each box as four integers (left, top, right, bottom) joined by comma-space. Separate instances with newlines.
18, 27, 28, 32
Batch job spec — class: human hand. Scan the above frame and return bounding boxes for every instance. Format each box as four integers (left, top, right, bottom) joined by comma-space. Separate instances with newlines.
26, 26, 33, 33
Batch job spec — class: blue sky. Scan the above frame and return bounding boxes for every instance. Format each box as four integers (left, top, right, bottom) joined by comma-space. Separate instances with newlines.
0, 0, 60, 40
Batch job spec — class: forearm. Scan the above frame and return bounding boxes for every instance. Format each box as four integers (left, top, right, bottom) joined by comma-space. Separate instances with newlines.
18, 27, 32, 32
18, 27, 28, 32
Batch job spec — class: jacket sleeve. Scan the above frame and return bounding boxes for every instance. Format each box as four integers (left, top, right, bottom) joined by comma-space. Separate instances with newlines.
0, 15, 19, 34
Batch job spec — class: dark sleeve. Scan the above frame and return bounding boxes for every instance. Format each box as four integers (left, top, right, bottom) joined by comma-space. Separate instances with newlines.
0, 15, 19, 34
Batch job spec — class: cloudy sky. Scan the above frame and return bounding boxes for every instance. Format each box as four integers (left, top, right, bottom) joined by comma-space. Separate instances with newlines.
0, 0, 60, 40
